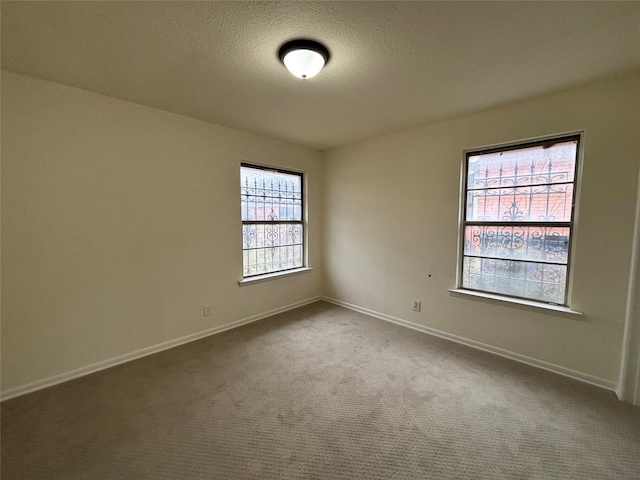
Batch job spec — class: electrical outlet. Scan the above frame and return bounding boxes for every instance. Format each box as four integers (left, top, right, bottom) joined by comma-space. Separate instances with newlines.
203, 305, 211, 317
412, 300, 421, 312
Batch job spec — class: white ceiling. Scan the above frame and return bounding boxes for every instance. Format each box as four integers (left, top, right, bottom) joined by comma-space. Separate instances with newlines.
2, 1, 639, 151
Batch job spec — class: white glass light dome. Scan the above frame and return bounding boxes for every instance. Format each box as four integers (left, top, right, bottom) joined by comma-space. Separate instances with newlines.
282, 49, 325, 79
278, 39, 330, 80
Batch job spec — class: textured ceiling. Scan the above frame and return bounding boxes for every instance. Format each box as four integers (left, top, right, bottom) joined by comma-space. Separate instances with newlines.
2, 1, 639, 150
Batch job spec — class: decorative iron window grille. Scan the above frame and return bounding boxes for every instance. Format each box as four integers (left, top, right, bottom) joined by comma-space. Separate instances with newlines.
241, 164, 304, 277
460, 134, 580, 305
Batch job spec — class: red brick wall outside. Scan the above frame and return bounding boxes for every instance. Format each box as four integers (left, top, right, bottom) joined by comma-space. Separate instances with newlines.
467, 142, 577, 223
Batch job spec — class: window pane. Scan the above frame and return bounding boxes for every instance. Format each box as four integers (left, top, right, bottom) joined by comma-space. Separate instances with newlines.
461, 135, 578, 306
463, 257, 566, 304
242, 223, 303, 249
466, 184, 574, 222
241, 165, 304, 278
464, 226, 570, 264
243, 245, 303, 276
467, 140, 577, 189
241, 167, 302, 221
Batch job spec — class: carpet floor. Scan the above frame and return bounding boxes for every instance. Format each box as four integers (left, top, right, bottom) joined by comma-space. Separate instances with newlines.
2, 301, 640, 479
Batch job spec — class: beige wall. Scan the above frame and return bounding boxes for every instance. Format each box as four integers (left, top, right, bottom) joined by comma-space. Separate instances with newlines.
1, 70, 323, 393
322, 73, 640, 384
3, 69, 639, 397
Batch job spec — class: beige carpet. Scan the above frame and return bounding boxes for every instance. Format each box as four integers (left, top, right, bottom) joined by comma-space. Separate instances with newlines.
2, 301, 640, 479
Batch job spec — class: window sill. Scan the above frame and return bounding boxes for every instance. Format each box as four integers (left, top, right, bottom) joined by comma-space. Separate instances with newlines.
447, 289, 583, 316
238, 267, 313, 286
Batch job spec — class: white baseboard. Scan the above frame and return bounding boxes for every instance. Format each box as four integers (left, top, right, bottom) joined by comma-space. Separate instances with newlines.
322, 296, 617, 392
4, 295, 617, 401
1, 296, 322, 402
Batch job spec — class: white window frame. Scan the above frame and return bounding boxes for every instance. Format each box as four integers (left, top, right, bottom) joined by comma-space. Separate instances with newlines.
239, 163, 309, 283
453, 132, 584, 311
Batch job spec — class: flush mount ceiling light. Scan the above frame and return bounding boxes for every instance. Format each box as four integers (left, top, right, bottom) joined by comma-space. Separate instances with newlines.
278, 39, 330, 79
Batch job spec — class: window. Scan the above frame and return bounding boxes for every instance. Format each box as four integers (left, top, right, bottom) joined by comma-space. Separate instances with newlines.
459, 134, 580, 305
241, 164, 304, 277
